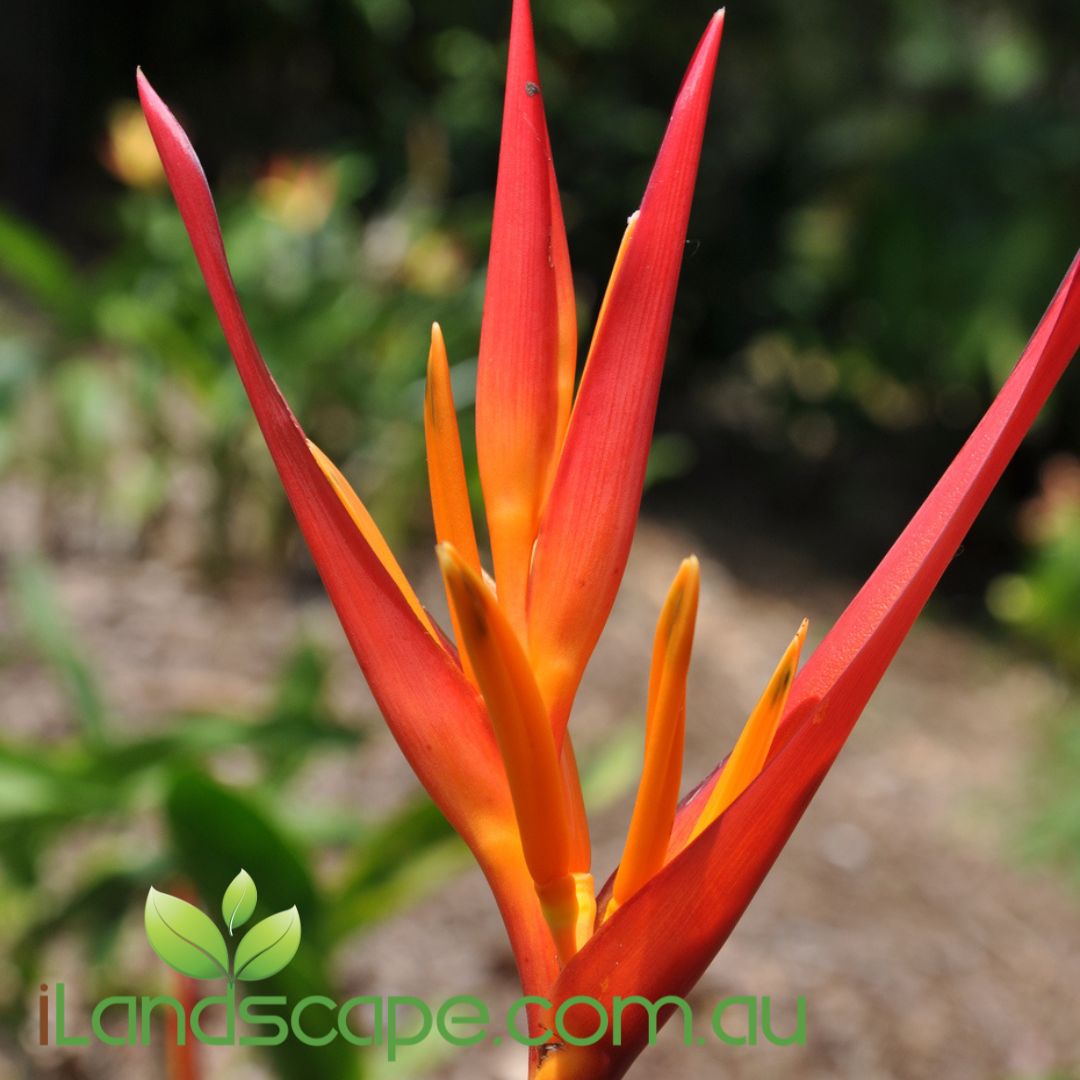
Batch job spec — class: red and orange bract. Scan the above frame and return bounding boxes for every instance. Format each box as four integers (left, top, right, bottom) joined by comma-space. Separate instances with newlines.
134, 68, 562, 1030
477, 0, 575, 639
528, 15, 723, 736
138, 2, 1079, 1076
545, 250, 1080, 1078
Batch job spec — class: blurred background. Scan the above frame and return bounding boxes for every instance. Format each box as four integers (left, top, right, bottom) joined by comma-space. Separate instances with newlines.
0, 0, 1079, 1077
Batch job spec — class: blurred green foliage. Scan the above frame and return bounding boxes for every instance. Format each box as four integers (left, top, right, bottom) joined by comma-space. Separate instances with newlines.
0, 146, 471, 569
0, 0, 1077, 581
1021, 700, 1080, 894
994, 457, 1080, 892
988, 456, 1080, 675
0, 557, 466, 1076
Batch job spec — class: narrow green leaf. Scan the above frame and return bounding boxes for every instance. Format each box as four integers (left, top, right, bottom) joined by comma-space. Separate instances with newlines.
0, 206, 85, 325
234, 907, 301, 981
222, 868, 257, 934
9, 557, 107, 745
144, 888, 228, 981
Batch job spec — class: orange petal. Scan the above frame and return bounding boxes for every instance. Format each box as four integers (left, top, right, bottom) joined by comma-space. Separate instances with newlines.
424, 324, 483, 683
585, 212, 639, 377
476, 0, 571, 636
527, 13, 724, 734
560, 735, 591, 875
438, 542, 595, 963
607, 557, 699, 918
685, 620, 806, 847
547, 139, 578, 480
307, 438, 441, 643
438, 543, 572, 887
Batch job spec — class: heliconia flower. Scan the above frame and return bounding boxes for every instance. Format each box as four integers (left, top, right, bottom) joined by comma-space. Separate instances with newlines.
137, 0, 1078, 1074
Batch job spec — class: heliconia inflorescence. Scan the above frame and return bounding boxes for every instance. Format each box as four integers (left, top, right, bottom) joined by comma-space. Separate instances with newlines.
136, 2, 1079, 1075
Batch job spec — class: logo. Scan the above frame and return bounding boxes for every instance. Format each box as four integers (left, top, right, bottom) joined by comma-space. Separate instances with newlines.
37, 868, 805, 1058
145, 870, 301, 986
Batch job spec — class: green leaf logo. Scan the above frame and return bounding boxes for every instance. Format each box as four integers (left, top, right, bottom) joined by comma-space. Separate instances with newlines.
233, 906, 302, 981
221, 869, 257, 935
145, 888, 229, 981
145, 871, 301, 984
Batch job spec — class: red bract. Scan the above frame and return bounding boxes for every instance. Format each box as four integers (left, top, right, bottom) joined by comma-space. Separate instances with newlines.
527, 12, 724, 737
138, 3, 1078, 1076
546, 251, 1080, 1078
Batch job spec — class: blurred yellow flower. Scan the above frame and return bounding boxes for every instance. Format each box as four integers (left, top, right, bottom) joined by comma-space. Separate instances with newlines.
102, 101, 165, 188
255, 157, 339, 233
403, 229, 470, 296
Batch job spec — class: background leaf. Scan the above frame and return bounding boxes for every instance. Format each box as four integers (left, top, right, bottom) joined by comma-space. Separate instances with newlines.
8, 557, 107, 746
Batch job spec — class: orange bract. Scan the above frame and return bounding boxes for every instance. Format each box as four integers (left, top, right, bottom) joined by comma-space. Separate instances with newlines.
686, 619, 806, 847
606, 557, 699, 919
424, 323, 482, 685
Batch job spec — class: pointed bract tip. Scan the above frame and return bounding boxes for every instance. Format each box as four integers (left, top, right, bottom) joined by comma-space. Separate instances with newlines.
436, 542, 472, 588
135, 66, 154, 99
428, 322, 446, 370
134, 68, 191, 156
699, 8, 726, 54
677, 555, 701, 589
